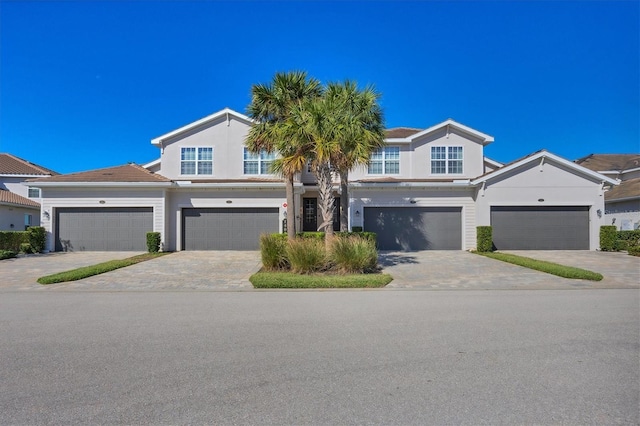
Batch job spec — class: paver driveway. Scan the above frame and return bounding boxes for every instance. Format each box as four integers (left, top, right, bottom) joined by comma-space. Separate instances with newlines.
0, 251, 261, 291
380, 250, 640, 290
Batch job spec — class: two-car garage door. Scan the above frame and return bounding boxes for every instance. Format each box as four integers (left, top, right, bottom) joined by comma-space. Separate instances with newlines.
55, 207, 153, 251
491, 206, 590, 250
182, 208, 279, 250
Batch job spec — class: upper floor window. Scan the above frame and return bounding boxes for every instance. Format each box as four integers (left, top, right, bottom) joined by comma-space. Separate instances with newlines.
28, 187, 41, 198
181, 147, 213, 175
368, 146, 400, 174
431, 146, 463, 174
244, 148, 275, 175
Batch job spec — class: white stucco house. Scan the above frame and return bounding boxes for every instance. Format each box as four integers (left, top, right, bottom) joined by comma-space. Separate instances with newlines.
0, 153, 57, 231
28, 108, 618, 252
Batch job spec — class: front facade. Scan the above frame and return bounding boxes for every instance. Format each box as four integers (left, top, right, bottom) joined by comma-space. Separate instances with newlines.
29, 108, 618, 252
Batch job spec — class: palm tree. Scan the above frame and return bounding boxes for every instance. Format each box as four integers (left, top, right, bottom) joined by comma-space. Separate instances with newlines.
245, 71, 322, 240
325, 81, 385, 231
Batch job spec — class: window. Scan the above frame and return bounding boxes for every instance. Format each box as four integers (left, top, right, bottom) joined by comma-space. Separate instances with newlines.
368, 146, 400, 174
431, 146, 463, 174
28, 187, 41, 198
24, 214, 32, 229
244, 148, 275, 175
181, 147, 213, 175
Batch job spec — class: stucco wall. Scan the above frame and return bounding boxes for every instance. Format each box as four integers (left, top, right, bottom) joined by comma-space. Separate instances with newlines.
1, 177, 31, 198
0, 205, 40, 231
475, 160, 606, 250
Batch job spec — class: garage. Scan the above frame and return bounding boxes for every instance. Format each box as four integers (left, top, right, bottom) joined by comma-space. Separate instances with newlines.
364, 207, 462, 250
55, 207, 153, 251
491, 206, 590, 250
182, 208, 279, 250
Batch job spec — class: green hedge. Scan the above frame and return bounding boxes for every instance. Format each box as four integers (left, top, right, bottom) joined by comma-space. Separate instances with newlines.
0, 250, 18, 260
600, 226, 618, 251
27, 226, 46, 253
274, 231, 377, 242
146, 232, 161, 253
476, 226, 493, 252
0, 231, 28, 252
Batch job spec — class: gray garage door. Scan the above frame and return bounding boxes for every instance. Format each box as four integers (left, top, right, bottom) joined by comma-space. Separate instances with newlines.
55, 207, 153, 251
491, 206, 590, 250
364, 207, 462, 251
182, 208, 279, 250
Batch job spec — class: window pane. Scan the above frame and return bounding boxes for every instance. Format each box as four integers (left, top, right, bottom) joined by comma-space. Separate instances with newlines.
448, 146, 463, 159
198, 161, 213, 175
181, 147, 196, 161
448, 160, 463, 174
431, 146, 446, 160
244, 148, 259, 161
260, 151, 275, 161
385, 147, 399, 159
244, 161, 258, 174
368, 162, 383, 174
198, 147, 213, 161
28, 187, 40, 198
431, 160, 446, 174
386, 161, 400, 174
181, 161, 196, 175
370, 149, 383, 160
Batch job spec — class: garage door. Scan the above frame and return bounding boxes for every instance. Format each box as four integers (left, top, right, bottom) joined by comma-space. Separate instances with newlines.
364, 207, 462, 250
55, 207, 153, 251
491, 206, 589, 250
182, 208, 279, 250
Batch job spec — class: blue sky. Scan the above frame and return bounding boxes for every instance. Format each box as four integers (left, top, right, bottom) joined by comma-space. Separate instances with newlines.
1, 0, 638, 174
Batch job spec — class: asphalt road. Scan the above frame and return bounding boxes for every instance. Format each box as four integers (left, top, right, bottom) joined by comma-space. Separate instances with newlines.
1, 289, 638, 425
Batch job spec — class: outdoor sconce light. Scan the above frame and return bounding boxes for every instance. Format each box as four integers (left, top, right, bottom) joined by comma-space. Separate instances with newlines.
410, 199, 417, 204
355, 210, 360, 217
43, 211, 50, 220
597, 209, 602, 218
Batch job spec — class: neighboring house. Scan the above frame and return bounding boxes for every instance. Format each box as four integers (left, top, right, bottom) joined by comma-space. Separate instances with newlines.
29, 108, 617, 252
0, 153, 58, 231
575, 154, 640, 230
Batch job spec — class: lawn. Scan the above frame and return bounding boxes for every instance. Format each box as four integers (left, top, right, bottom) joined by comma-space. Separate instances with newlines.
250, 271, 393, 289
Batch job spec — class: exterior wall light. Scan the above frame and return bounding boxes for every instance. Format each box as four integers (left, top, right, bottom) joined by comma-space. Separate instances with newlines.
355, 210, 360, 217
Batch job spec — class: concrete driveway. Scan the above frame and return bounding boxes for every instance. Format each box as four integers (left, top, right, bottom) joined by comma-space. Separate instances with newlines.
381, 250, 640, 290
1, 251, 262, 291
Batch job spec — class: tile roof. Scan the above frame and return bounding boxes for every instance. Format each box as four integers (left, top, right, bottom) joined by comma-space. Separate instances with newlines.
385, 127, 423, 138
0, 153, 58, 175
0, 189, 40, 208
575, 154, 640, 172
606, 177, 640, 201
27, 164, 171, 183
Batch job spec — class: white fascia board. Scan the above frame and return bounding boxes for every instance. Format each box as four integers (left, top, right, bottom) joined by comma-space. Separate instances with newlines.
409, 119, 495, 144
606, 195, 640, 203
472, 151, 619, 186
143, 158, 161, 168
351, 181, 473, 189
384, 137, 411, 144
1, 174, 52, 178
484, 157, 504, 167
174, 181, 290, 190
26, 181, 174, 188
151, 108, 254, 145
621, 167, 640, 174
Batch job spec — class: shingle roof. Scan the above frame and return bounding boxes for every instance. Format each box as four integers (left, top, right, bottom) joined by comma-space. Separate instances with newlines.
27, 164, 171, 183
606, 178, 640, 201
385, 127, 423, 138
575, 154, 640, 172
0, 189, 40, 208
0, 153, 58, 175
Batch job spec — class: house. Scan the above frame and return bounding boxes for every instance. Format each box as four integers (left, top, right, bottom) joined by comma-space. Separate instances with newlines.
28, 108, 618, 252
575, 154, 640, 230
0, 153, 58, 231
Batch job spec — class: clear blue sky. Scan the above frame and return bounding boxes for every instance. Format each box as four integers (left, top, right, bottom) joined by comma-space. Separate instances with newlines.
1, 0, 638, 174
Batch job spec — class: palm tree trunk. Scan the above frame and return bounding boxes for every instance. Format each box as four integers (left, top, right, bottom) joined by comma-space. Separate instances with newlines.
339, 170, 349, 232
315, 162, 335, 248
285, 174, 296, 240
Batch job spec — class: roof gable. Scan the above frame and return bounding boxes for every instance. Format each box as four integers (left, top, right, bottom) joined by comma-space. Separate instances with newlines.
472, 150, 619, 186
0, 153, 58, 176
386, 119, 494, 145
151, 108, 253, 146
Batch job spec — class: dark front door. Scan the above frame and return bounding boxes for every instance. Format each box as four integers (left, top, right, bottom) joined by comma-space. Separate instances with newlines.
333, 197, 340, 232
303, 198, 317, 232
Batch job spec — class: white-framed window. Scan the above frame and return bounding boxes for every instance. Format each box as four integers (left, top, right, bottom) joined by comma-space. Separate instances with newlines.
431, 146, 463, 174
24, 214, 32, 227
244, 148, 275, 175
181, 147, 213, 175
28, 187, 41, 198
368, 146, 400, 174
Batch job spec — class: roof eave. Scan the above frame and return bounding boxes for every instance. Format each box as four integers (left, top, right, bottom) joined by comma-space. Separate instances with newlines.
27, 182, 174, 188
151, 108, 253, 145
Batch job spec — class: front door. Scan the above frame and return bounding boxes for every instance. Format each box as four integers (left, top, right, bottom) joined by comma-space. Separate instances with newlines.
333, 197, 340, 231
303, 198, 317, 231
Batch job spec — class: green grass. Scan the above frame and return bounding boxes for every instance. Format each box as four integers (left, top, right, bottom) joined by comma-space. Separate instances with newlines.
477, 252, 603, 281
37, 252, 171, 284
250, 271, 393, 289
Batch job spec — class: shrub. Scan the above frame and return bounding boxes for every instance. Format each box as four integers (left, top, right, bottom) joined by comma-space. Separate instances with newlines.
20, 243, 33, 254
351, 226, 363, 232
260, 233, 288, 270
330, 236, 378, 273
600, 226, 617, 251
27, 226, 46, 253
476, 226, 493, 252
0, 250, 17, 260
0, 231, 28, 251
286, 238, 326, 274
146, 232, 161, 253
296, 232, 325, 241
628, 246, 640, 257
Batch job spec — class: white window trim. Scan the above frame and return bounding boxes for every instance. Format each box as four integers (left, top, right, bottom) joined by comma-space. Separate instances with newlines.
368, 146, 400, 175
243, 148, 275, 175
28, 187, 41, 198
430, 145, 464, 175
180, 147, 213, 176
